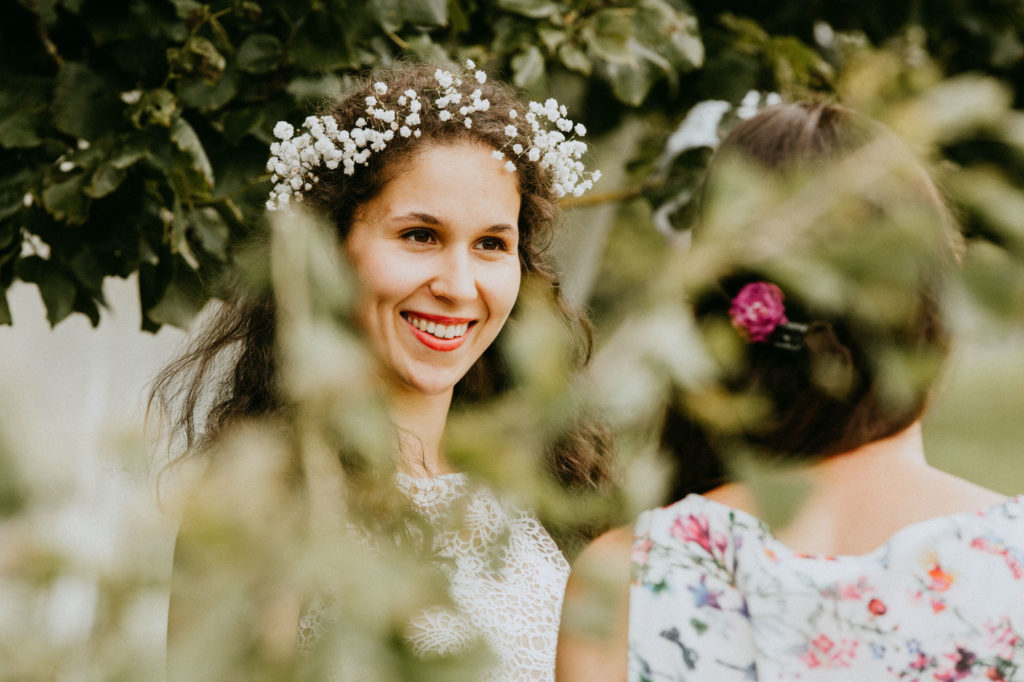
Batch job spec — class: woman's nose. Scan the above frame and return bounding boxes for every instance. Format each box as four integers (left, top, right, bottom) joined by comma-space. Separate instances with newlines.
428, 250, 477, 303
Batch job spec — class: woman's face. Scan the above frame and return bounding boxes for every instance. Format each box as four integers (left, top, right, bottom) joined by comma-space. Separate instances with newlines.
345, 142, 522, 397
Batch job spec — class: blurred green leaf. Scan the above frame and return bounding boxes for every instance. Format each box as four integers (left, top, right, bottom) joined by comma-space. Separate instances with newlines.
404, 0, 448, 26
582, 9, 634, 64
236, 33, 283, 74
511, 45, 545, 88
85, 163, 127, 199
558, 42, 592, 75
495, 0, 558, 19
15, 255, 77, 326
170, 116, 214, 189
52, 62, 120, 140
41, 174, 90, 224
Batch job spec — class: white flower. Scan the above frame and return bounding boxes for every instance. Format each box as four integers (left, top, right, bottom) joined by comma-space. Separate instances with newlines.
465, 58, 476, 69
666, 99, 732, 151
265, 63, 601, 212
273, 121, 294, 140
120, 89, 142, 104
22, 193, 32, 207
59, 160, 74, 172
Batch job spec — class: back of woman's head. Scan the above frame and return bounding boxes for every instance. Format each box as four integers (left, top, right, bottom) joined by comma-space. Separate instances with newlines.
664, 101, 959, 496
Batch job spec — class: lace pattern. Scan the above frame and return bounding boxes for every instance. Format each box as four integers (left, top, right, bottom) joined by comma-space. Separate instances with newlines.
297, 472, 569, 681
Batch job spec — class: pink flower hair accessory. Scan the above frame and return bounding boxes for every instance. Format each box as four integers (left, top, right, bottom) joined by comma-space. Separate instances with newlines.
729, 281, 790, 343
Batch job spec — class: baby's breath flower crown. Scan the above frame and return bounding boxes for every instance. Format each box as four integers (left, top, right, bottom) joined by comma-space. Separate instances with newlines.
265, 60, 601, 211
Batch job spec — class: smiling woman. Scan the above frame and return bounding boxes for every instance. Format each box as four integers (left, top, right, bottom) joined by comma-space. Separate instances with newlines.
151, 61, 613, 681
345, 142, 522, 403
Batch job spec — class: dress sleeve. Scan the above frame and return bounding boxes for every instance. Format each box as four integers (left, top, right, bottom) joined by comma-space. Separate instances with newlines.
627, 499, 759, 681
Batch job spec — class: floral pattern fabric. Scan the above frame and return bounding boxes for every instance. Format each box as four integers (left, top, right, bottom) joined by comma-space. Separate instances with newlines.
629, 494, 1024, 682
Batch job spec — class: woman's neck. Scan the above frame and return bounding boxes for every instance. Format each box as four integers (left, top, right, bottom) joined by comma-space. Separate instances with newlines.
385, 385, 456, 478
707, 421, 1005, 555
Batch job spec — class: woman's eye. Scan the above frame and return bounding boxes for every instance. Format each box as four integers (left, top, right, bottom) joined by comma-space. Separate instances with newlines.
477, 236, 511, 252
402, 229, 435, 244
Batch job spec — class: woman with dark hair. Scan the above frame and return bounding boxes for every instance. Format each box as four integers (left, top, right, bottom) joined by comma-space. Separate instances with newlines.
557, 102, 1024, 681
154, 61, 611, 681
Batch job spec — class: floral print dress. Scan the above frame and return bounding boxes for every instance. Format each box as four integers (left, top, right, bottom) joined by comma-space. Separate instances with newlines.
629, 494, 1024, 682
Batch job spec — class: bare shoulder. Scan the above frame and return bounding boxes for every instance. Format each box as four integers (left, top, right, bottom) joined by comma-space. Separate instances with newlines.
557, 525, 634, 682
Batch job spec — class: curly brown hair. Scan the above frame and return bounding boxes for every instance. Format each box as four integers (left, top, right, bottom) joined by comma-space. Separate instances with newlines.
150, 61, 614, 540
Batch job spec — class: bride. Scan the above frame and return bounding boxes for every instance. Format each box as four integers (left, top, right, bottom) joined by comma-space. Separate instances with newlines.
154, 60, 612, 681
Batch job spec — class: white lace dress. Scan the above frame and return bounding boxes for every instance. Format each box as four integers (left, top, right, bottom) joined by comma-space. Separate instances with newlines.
298, 472, 569, 681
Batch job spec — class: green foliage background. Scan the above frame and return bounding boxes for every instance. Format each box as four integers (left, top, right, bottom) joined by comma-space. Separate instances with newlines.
2, 0, 1024, 679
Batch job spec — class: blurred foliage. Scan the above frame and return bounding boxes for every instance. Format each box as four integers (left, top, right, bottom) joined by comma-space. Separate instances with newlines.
2, 0, 1024, 680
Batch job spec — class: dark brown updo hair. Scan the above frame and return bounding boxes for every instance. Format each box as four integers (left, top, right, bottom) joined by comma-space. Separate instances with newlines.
150, 62, 613, 507
664, 102, 958, 498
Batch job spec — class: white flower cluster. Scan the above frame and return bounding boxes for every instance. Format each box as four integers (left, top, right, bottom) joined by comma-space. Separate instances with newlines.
265, 60, 600, 211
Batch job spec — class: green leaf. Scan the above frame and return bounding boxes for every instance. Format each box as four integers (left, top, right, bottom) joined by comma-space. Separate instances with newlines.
236, 34, 283, 74
190, 206, 230, 260
130, 89, 178, 128
0, 110, 43, 148
187, 36, 227, 79
219, 106, 266, 145
511, 45, 545, 89
538, 26, 566, 52
403, 0, 447, 26
370, 0, 403, 32
291, 13, 360, 71
85, 163, 127, 198
605, 57, 660, 106
582, 9, 634, 64
52, 62, 120, 139
146, 258, 206, 329
0, 289, 10, 325
635, 0, 704, 71
170, 116, 214, 188
70, 247, 105, 292
0, 168, 35, 221
178, 71, 239, 113
41, 174, 90, 224
495, 0, 558, 19
558, 42, 592, 75
16, 256, 77, 326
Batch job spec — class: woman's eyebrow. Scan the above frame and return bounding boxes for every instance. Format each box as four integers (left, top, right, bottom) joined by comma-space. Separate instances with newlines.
391, 211, 443, 225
